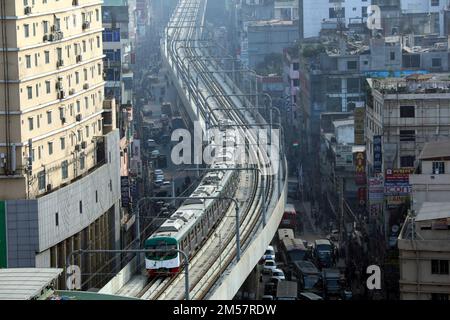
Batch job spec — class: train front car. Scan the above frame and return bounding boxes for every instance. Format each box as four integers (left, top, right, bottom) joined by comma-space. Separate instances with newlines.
144, 236, 181, 277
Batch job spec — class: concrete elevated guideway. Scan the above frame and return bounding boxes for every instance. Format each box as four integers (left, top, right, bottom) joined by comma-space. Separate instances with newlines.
99, 0, 287, 300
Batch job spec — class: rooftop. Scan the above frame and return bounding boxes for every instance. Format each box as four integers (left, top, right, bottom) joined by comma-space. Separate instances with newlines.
415, 202, 450, 221
248, 19, 296, 27
418, 140, 450, 160
370, 73, 450, 95
0, 268, 62, 300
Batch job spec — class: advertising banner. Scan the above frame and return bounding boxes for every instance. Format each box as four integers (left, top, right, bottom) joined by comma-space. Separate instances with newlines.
355, 151, 366, 185
121, 176, 130, 208
335, 145, 353, 168
373, 135, 382, 174
369, 177, 384, 203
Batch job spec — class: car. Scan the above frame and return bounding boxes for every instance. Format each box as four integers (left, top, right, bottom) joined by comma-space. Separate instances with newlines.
162, 181, 172, 186
261, 295, 274, 301
155, 174, 164, 181
154, 169, 164, 176
263, 245, 275, 261
151, 150, 160, 158
263, 259, 277, 272
298, 292, 324, 300
147, 139, 157, 147
271, 268, 285, 281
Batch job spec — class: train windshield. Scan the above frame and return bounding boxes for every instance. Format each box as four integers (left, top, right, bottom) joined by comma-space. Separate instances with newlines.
145, 238, 178, 260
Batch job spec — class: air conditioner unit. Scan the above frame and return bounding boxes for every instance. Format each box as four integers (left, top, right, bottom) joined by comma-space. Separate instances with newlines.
81, 141, 87, 149
75, 144, 81, 152
50, 25, 57, 33
82, 21, 90, 30
76, 114, 82, 121
61, 117, 66, 124
69, 88, 76, 95
24, 6, 32, 15
46, 184, 52, 192
56, 59, 64, 68
72, 0, 79, 5
76, 54, 82, 63
56, 31, 64, 40
43, 34, 49, 42
83, 83, 89, 90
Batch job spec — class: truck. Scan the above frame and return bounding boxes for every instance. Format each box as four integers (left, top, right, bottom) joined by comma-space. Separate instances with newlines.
276, 281, 298, 300
293, 260, 322, 295
314, 239, 334, 269
322, 268, 343, 300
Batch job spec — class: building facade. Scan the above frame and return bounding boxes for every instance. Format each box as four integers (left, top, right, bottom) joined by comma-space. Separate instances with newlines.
0, 1, 121, 289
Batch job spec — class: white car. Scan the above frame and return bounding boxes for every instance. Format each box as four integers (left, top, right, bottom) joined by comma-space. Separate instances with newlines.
154, 169, 164, 176
270, 268, 285, 281
263, 245, 275, 261
263, 259, 277, 272
155, 174, 165, 181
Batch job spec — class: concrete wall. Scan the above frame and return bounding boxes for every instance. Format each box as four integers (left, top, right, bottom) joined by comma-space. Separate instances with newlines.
209, 177, 287, 300
98, 257, 138, 295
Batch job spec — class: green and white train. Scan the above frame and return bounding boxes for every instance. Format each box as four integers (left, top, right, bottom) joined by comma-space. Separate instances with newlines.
145, 131, 240, 276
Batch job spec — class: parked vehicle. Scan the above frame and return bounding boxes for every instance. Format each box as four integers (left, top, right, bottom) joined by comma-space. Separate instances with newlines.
263, 259, 277, 272
151, 150, 160, 158
280, 203, 297, 230
314, 239, 334, 268
281, 237, 309, 264
154, 169, 164, 176
261, 295, 274, 301
155, 174, 165, 181
276, 281, 298, 300
298, 292, 324, 300
271, 268, 286, 281
263, 245, 275, 261
293, 260, 322, 295
322, 268, 343, 300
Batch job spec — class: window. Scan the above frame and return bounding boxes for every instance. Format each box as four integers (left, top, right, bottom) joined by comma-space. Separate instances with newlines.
61, 160, 68, 179
84, 96, 89, 109
24, 24, 30, 38
400, 155, 415, 167
432, 161, 445, 174
25, 55, 31, 68
293, 79, 300, 87
47, 111, 52, 124
347, 61, 357, 70
60, 137, 65, 150
329, 7, 344, 19
293, 62, 299, 71
38, 146, 42, 159
44, 51, 50, 64
80, 153, 85, 170
96, 9, 99, 21
79, 200, 83, 214
400, 130, 415, 142
32, 23, 36, 36
75, 71, 80, 84
82, 40, 86, 52
45, 81, 51, 94
431, 0, 440, 6
27, 86, 33, 99
432, 293, 448, 301
35, 84, 39, 97
95, 190, 98, 203
38, 171, 46, 190
362, 6, 368, 18
83, 68, 88, 81
55, 213, 59, 226
85, 125, 89, 137
48, 142, 53, 155
98, 63, 102, 75
432, 260, 449, 275
390, 52, 395, 61
43, 21, 49, 34
432, 58, 442, 68
403, 54, 420, 68
400, 105, 415, 118
76, 100, 81, 113
28, 117, 34, 130
97, 36, 100, 48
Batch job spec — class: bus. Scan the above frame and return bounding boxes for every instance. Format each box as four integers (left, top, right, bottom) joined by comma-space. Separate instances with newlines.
276, 281, 298, 300
281, 238, 309, 264
280, 203, 297, 230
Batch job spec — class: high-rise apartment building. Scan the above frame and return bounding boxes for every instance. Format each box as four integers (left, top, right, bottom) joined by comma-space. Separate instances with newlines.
0, 1, 121, 289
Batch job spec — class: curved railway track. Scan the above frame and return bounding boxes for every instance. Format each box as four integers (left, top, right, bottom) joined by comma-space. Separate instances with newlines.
135, 0, 279, 300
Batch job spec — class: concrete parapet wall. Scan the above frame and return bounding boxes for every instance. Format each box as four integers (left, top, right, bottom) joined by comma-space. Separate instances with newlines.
98, 257, 137, 295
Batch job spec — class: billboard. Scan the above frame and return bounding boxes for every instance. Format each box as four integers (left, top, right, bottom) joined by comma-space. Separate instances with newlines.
384, 168, 414, 208
373, 135, 382, 174
335, 145, 353, 168
354, 107, 365, 145
121, 176, 130, 208
368, 177, 384, 203
355, 151, 366, 185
